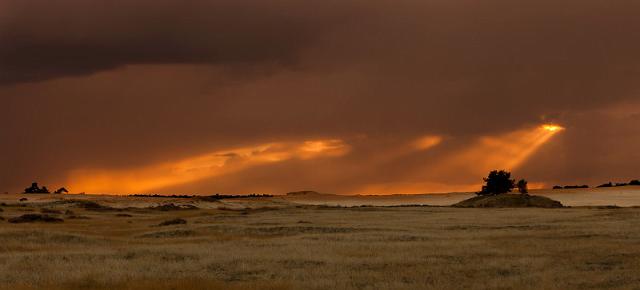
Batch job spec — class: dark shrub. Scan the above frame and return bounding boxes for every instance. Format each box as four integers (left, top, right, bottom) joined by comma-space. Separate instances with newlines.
54, 187, 69, 194
40, 208, 62, 214
8, 214, 63, 223
517, 179, 528, 194
67, 215, 90, 220
629, 180, 640, 186
150, 203, 198, 211
73, 200, 116, 211
158, 218, 187, 226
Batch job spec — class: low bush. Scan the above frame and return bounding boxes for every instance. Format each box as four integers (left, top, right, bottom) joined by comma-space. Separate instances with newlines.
150, 204, 198, 211
158, 218, 187, 226
8, 214, 63, 223
41, 208, 62, 214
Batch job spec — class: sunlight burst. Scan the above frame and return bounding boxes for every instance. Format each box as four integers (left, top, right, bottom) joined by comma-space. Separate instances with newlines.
542, 124, 564, 132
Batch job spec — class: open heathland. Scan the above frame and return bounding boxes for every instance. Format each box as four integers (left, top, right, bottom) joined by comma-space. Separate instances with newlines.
0, 193, 639, 289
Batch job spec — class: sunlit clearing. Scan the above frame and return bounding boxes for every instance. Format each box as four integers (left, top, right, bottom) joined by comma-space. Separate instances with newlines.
69, 139, 349, 194
413, 136, 443, 150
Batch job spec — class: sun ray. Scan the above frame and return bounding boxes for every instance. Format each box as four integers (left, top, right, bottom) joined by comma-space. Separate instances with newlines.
350, 124, 565, 195
68, 139, 350, 194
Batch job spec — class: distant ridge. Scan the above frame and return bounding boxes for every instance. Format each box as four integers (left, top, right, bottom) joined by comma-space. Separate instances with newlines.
285, 191, 329, 196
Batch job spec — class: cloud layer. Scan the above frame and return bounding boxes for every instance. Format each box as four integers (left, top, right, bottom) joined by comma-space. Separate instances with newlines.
1, 0, 640, 194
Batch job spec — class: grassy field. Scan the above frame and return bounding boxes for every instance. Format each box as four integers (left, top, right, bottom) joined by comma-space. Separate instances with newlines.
1, 194, 639, 289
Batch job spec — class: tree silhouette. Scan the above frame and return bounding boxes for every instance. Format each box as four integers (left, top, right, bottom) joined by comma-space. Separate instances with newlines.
54, 187, 69, 194
24, 183, 38, 193
24, 182, 51, 194
478, 170, 515, 196
517, 179, 528, 194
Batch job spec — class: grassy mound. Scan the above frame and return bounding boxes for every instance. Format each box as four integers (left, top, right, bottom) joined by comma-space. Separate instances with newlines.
453, 194, 563, 208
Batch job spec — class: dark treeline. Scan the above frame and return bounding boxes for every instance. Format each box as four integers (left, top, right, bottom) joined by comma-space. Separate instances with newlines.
553, 179, 640, 190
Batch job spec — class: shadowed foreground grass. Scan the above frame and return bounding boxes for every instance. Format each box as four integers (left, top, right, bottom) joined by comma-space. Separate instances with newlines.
1, 195, 639, 289
9, 279, 290, 290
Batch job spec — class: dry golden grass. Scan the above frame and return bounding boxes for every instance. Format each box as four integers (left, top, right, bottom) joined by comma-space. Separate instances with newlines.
1, 194, 639, 289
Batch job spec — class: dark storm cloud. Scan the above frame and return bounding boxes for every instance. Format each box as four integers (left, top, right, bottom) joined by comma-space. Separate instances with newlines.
0, 0, 358, 84
2, 0, 640, 193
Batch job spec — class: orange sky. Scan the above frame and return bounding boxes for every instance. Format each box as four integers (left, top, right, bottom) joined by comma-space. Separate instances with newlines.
65, 124, 563, 195
2, 1, 640, 195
